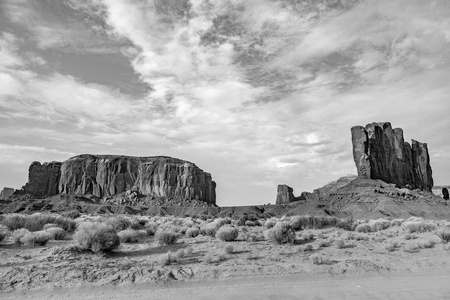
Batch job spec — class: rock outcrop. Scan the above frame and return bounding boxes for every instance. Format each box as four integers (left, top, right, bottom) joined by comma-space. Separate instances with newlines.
276, 185, 295, 205
443, 188, 449, 200
23, 154, 216, 205
23, 162, 62, 196
0, 187, 14, 200
351, 122, 433, 191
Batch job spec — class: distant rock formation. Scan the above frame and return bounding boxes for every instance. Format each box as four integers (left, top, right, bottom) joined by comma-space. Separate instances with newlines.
276, 185, 295, 205
443, 188, 449, 200
22, 154, 216, 205
0, 187, 14, 200
23, 161, 62, 196
351, 122, 433, 191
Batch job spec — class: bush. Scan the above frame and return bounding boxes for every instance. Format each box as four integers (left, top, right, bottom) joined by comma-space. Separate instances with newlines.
318, 239, 332, 247
144, 222, 158, 236
118, 229, 139, 243
11, 228, 32, 244
0, 224, 9, 242
436, 229, 450, 243
158, 251, 172, 266
265, 222, 295, 244
73, 222, 120, 253
106, 216, 131, 231
355, 223, 371, 233
369, 219, 391, 232
244, 220, 255, 227
216, 226, 239, 242
42, 223, 59, 230
60, 210, 81, 219
20, 231, 53, 246
303, 244, 313, 251
1, 213, 76, 232
185, 227, 200, 238
175, 249, 185, 260
203, 254, 214, 264
155, 231, 179, 245
45, 227, 67, 240
419, 240, 435, 249
401, 218, 436, 233
391, 219, 404, 227
265, 218, 277, 229
200, 225, 216, 237
335, 239, 345, 249
384, 241, 399, 252
185, 246, 194, 255
224, 244, 234, 254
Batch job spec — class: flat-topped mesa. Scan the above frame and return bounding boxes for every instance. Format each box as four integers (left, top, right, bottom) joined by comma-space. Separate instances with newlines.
23, 154, 216, 205
351, 122, 433, 191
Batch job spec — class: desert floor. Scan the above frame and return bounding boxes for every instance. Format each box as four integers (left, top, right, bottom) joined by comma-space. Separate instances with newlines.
1, 218, 450, 299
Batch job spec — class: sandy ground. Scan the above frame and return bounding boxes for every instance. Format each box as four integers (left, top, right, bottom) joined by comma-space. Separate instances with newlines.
3, 270, 450, 300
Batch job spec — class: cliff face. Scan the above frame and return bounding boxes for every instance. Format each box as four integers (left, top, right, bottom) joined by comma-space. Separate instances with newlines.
351, 122, 433, 191
276, 185, 295, 205
23, 161, 61, 196
23, 155, 216, 205
0, 187, 15, 200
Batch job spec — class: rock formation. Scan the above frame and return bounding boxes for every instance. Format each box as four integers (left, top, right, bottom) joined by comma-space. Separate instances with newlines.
276, 185, 295, 205
351, 122, 433, 191
443, 188, 449, 200
0, 187, 14, 200
22, 154, 216, 205
23, 161, 62, 196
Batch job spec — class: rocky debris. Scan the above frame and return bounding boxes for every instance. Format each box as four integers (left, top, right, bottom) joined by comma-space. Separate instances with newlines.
21, 154, 216, 205
443, 188, 449, 200
276, 185, 295, 205
351, 122, 433, 191
23, 161, 61, 196
0, 187, 14, 200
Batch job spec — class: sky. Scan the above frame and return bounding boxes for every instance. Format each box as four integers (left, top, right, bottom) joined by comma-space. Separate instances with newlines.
0, 0, 449, 206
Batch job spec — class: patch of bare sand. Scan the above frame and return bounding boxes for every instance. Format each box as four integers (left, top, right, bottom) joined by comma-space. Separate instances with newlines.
3, 270, 450, 300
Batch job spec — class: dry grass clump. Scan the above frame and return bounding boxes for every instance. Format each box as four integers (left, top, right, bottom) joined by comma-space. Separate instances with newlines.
118, 229, 140, 243
105, 216, 131, 231
318, 239, 332, 248
20, 231, 53, 246
303, 244, 314, 252
435, 229, 450, 243
335, 239, 345, 249
200, 225, 216, 237
401, 218, 436, 233
224, 244, 234, 254
265, 222, 296, 244
144, 222, 158, 236
418, 240, 436, 249
301, 232, 314, 240
289, 215, 354, 231
216, 226, 239, 242
404, 233, 417, 240
185, 227, 200, 238
185, 246, 194, 255
403, 242, 420, 253
11, 228, 32, 244
155, 230, 179, 245
158, 250, 178, 266
355, 223, 372, 233
391, 219, 404, 227
311, 255, 330, 265
369, 219, 391, 232
1, 213, 76, 232
45, 227, 67, 240
73, 222, 120, 253
384, 241, 399, 252
264, 218, 278, 229
60, 210, 81, 219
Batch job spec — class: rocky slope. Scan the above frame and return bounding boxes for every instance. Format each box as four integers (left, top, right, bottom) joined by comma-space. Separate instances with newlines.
351, 122, 433, 191
20, 154, 216, 205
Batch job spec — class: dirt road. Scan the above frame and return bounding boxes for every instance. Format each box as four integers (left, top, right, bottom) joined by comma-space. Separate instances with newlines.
3, 270, 450, 300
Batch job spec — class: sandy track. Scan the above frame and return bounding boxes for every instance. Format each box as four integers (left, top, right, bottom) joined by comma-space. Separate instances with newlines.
3, 270, 450, 300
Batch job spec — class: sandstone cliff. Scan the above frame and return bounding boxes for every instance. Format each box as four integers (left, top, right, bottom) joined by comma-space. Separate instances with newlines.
0, 187, 14, 200
276, 185, 295, 205
351, 122, 433, 191
23, 161, 61, 196
22, 155, 216, 205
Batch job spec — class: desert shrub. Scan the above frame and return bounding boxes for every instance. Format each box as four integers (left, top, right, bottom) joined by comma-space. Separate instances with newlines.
265, 218, 277, 229
0, 224, 10, 242
60, 210, 81, 219
303, 244, 313, 251
20, 231, 52, 246
335, 239, 345, 249
200, 225, 216, 237
346, 232, 356, 240
384, 241, 399, 252
118, 229, 139, 243
185, 246, 194, 255
155, 230, 179, 245
244, 232, 257, 242
401, 218, 436, 233
158, 251, 173, 266
404, 233, 417, 240
318, 239, 332, 247
391, 219, 404, 227
1, 213, 76, 232
106, 216, 131, 231
144, 222, 158, 236
45, 227, 67, 240
216, 226, 239, 242
185, 227, 200, 238
265, 222, 295, 244
11, 228, 31, 244
435, 229, 450, 243
403, 243, 420, 253
42, 223, 59, 230
369, 219, 391, 232
302, 232, 314, 240
224, 244, 234, 254
203, 253, 214, 264
355, 223, 372, 233
356, 234, 369, 241
73, 222, 120, 253
372, 236, 386, 243
419, 240, 436, 249
175, 248, 185, 261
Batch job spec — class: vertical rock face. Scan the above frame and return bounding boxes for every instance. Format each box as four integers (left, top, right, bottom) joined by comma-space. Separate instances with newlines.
58, 154, 216, 204
443, 188, 449, 200
351, 122, 433, 191
23, 161, 61, 196
0, 187, 14, 200
276, 184, 295, 205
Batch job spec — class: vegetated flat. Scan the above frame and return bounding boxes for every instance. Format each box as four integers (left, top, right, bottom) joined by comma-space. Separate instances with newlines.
1, 214, 450, 299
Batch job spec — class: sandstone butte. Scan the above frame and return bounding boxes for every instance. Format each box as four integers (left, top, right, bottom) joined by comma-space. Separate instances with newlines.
351, 122, 433, 192
21, 154, 216, 205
